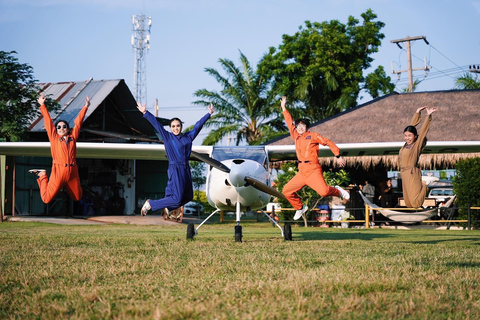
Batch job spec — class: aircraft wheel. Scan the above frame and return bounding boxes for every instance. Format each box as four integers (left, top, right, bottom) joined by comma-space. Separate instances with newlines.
234, 225, 242, 242
186, 223, 195, 240
284, 223, 293, 241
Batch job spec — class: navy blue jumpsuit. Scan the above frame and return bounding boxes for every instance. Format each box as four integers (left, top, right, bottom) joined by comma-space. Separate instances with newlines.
143, 111, 211, 212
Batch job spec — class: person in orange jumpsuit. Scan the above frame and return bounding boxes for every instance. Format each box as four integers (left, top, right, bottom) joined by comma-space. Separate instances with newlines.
280, 96, 350, 220
399, 106, 437, 208
29, 94, 89, 204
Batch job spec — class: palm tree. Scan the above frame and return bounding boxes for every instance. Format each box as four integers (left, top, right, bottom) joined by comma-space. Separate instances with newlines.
455, 72, 480, 89
193, 51, 286, 146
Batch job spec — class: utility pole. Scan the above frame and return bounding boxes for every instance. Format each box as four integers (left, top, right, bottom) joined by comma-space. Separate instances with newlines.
131, 14, 152, 106
391, 35, 431, 92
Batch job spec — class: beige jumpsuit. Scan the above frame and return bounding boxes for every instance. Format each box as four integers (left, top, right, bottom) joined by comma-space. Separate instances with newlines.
398, 111, 432, 208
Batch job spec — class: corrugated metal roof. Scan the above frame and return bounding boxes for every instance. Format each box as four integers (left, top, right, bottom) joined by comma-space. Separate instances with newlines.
30, 78, 121, 132
27, 78, 172, 141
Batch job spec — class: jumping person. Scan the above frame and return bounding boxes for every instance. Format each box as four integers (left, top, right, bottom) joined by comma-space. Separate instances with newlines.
137, 102, 214, 216
280, 96, 350, 220
29, 94, 89, 203
399, 106, 437, 208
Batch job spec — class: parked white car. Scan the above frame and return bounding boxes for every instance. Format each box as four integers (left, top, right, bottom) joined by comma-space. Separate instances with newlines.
428, 187, 455, 204
184, 201, 204, 215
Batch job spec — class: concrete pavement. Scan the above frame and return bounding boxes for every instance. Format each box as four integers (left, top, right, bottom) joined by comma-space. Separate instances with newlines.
5, 214, 204, 226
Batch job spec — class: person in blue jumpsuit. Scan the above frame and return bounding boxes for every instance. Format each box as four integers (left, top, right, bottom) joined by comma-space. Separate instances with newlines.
136, 102, 214, 215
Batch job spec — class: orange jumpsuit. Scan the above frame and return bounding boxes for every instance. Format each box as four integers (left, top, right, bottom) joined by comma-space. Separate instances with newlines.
399, 111, 431, 208
282, 109, 341, 210
36, 103, 88, 203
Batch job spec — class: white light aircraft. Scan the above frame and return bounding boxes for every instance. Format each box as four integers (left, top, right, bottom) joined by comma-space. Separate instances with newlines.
1, 140, 480, 241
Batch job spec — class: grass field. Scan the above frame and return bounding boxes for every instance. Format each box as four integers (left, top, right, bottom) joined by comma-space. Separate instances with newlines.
1, 221, 480, 319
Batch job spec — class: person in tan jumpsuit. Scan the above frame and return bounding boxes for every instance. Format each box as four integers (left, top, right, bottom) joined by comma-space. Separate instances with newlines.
29, 95, 90, 203
280, 96, 350, 220
399, 106, 437, 208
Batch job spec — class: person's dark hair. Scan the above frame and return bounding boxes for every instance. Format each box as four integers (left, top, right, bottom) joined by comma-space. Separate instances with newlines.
403, 125, 417, 137
54, 120, 70, 130
295, 118, 311, 129
170, 117, 183, 127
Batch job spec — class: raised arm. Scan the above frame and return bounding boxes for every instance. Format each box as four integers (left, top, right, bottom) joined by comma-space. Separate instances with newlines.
186, 104, 213, 140
71, 96, 90, 139
137, 101, 168, 140
38, 95, 55, 140
414, 107, 437, 153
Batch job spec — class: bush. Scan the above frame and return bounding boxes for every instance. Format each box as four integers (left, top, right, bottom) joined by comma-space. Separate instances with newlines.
453, 157, 480, 227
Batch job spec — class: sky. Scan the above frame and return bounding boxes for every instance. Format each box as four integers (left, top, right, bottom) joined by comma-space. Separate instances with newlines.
1, 0, 480, 144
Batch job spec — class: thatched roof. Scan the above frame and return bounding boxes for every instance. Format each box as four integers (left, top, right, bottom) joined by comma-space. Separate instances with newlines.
267, 89, 480, 169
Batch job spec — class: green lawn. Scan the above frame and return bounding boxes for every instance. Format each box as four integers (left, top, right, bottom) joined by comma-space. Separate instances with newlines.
1, 221, 479, 319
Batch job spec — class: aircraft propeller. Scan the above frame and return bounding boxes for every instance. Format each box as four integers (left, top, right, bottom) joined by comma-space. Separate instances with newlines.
244, 176, 286, 200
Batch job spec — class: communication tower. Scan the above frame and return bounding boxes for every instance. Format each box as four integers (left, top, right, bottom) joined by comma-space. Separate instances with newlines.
131, 14, 152, 105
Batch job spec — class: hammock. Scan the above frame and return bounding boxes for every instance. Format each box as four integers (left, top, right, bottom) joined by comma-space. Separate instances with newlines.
358, 191, 438, 224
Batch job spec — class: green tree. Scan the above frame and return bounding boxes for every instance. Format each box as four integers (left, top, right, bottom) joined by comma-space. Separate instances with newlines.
452, 157, 480, 227
401, 79, 421, 93
193, 51, 287, 146
454, 72, 480, 89
364, 65, 395, 98
0, 51, 51, 141
190, 160, 206, 215
274, 162, 350, 224
259, 9, 393, 121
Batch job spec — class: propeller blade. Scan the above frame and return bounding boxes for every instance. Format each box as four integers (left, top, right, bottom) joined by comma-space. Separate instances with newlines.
191, 151, 231, 173
244, 176, 286, 200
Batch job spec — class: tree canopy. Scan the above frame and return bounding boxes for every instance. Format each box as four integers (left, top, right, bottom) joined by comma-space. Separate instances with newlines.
0, 51, 58, 141
259, 9, 394, 121
193, 51, 286, 146
454, 72, 480, 90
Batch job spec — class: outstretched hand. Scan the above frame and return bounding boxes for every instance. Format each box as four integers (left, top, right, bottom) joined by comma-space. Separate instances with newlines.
37, 95, 46, 106
85, 96, 90, 108
416, 106, 427, 113
280, 96, 287, 111
426, 107, 438, 115
136, 101, 146, 114
208, 103, 214, 115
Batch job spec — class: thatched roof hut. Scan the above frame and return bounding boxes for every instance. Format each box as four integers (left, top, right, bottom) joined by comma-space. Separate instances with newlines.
267, 89, 480, 170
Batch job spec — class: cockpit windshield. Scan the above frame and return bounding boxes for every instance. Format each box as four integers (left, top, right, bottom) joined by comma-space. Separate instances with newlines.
211, 146, 267, 166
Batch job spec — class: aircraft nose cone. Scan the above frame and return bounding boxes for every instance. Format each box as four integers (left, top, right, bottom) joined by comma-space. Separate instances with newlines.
229, 160, 246, 187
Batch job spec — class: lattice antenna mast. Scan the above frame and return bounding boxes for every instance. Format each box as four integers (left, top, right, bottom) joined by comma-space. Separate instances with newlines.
131, 14, 152, 106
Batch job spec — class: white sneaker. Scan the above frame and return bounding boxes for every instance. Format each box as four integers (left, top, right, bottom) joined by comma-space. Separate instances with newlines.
335, 186, 350, 200
293, 205, 308, 220
141, 199, 151, 216
28, 169, 46, 176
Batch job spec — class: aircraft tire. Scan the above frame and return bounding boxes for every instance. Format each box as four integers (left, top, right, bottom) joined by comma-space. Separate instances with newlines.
186, 223, 195, 240
234, 225, 242, 242
284, 223, 293, 241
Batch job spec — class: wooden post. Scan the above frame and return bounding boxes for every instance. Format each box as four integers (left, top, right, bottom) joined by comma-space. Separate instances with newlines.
365, 203, 370, 229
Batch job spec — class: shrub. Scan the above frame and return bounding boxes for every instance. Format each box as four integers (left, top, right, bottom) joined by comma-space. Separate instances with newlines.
453, 157, 480, 227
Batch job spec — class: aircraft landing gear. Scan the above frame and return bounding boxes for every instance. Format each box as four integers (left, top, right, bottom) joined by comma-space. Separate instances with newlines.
283, 223, 292, 241
186, 223, 195, 240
